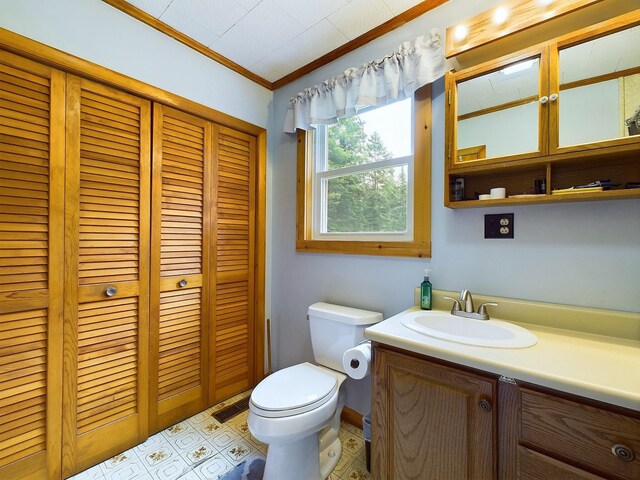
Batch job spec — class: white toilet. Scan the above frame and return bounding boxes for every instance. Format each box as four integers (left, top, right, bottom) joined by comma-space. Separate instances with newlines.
248, 302, 382, 480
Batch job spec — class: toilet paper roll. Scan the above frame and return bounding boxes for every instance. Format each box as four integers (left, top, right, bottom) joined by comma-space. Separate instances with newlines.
342, 342, 372, 380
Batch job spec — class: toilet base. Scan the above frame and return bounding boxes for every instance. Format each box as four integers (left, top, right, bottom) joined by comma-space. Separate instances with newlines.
262, 434, 321, 480
319, 436, 342, 479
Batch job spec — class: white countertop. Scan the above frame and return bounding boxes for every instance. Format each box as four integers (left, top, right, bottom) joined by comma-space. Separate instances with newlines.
365, 307, 640, 411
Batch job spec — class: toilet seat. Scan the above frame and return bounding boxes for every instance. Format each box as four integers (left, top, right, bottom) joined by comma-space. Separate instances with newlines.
251, 363, 338, 418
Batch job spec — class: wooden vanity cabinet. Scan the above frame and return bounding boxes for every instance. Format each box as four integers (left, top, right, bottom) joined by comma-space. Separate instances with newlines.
371, 344, 497, 480
499, 381, 640, 480
372, 344, 640, 480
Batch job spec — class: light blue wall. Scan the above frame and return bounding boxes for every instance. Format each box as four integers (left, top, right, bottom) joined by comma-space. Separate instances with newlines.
269, 0, 640, 413
0, 0, 272, 127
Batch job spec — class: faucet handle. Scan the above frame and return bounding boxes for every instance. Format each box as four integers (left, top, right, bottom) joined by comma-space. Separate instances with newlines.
478, 302, 498, 316
443, 296, 463, 313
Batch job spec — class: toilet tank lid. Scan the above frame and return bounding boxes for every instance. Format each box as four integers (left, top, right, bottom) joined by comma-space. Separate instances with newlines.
308, 302, 383, 325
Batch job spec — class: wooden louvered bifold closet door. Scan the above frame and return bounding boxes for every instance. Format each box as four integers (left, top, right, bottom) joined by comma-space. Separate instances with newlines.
150, 104, 211, 432
0, 50, 64, 480
211, 126, 256, 403
62, 76, 150, 477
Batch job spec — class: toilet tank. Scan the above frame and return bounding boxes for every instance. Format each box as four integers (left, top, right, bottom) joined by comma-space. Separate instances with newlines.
308, 302, 383, 372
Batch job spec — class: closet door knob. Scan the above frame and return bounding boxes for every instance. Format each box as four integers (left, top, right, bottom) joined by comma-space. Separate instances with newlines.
105, 287, 117, 297
478, 399, 492, 412
611, 444, 634, 462
178, 279, 188, 288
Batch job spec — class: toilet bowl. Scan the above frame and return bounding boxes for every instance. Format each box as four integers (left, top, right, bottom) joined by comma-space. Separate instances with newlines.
248, 363, 346, 480
247, 303, 383, 480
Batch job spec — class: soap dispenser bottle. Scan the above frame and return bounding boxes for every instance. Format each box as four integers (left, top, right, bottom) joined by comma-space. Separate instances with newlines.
420, 269, 432, 310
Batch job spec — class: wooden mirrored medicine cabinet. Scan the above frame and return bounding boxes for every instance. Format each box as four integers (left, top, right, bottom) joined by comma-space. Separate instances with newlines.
444, 0, 640, 208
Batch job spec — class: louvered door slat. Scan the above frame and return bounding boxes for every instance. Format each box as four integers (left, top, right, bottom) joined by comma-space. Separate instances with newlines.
150, 105, 210, 432
0, 50, 64, 480
211, 126, 256, 402
63, 76, 150, 477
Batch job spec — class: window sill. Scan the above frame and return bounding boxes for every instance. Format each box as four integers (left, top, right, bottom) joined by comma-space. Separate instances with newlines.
296, 239, 430, 257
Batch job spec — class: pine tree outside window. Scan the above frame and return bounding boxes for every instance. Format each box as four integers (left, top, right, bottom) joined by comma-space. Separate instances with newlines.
311, 98, 413, 241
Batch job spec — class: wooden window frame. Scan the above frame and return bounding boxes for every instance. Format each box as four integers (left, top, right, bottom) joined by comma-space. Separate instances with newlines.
296, 84, 432, 258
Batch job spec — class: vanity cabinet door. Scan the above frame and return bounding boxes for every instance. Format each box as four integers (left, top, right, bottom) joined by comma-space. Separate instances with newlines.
517, 446, 607, 480
499, 381, 640, 480
372, 346, 497, 480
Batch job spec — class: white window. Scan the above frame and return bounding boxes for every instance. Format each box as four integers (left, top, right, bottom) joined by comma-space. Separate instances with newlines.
296, 85, 431, 258
310, 98, 414, 241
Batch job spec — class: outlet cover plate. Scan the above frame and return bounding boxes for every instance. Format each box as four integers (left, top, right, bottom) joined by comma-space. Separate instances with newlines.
485, 213, 514, 239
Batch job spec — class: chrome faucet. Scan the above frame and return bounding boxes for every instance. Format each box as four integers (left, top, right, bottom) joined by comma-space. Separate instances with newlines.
460, 289, 474, 313
443, 289, 497, 320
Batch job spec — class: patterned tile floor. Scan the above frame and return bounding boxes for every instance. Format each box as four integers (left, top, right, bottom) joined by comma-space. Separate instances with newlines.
69, 390, 370, 480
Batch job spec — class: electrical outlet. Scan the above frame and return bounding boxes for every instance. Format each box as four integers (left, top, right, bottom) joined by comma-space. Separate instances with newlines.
485, 213, 514, 239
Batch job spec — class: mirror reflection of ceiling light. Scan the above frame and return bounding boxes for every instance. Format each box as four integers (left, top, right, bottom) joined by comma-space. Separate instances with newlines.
501, 59, 535, 75
493, 7, 509, 25
454, 25, 468, 42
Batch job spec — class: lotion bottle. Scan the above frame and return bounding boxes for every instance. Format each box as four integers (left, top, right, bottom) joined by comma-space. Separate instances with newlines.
420, 269, 432, 310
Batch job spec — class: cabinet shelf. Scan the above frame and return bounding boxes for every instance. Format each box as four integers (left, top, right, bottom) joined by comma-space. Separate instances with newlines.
447, 187, 640, 208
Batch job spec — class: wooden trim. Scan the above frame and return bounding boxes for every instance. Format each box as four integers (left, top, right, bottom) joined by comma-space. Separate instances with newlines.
47, 67, 66, 480
101, 0, 272, 89
271, 0, 449, 89
296, 85, 432, 258
413, 84, 432, 258
208, 124, 220, 405
341, 406, 364, 430
102, 0, 449, 90
448, 0, 637, 72
103, 0, 449, 91
0, 26, 265, 136
296, 129, 313, 244
553, 8, 640, 50
458, 95, 538, 121
560, 65, 640, 91
62, 73, 81, 477
255, 130, 267, 382
445, 0, 602, 58
7, 0, 449, 93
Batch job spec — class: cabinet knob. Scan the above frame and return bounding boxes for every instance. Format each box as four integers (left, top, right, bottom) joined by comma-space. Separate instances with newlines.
611, 444, 635, 462
539, 95, 549, 104
178, 279, 188, 288
549, 93, 559, 102
478, 399, 492, 412
105, 286, 117, 297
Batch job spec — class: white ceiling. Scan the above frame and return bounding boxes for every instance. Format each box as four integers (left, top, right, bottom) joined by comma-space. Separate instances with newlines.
124, 0, 427, 84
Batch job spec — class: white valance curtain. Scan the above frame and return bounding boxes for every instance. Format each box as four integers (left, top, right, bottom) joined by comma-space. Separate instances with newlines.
284, 30, 447, 133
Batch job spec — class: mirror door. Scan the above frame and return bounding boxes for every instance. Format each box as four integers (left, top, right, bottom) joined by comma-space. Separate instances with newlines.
451, 48, 548, 165
550, 22, 640, 153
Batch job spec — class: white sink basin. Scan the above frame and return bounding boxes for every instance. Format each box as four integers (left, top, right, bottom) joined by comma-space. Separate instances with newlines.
400, 310, 537, 348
